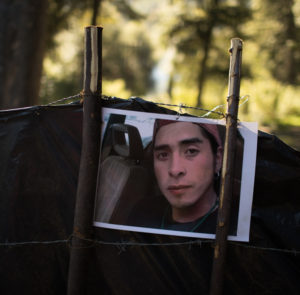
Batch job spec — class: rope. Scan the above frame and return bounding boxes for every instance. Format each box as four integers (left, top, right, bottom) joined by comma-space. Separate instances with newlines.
0, 239, 69, 247
43, 94, 82, 106
43, 93, 250, 120
1, 236, 299, 255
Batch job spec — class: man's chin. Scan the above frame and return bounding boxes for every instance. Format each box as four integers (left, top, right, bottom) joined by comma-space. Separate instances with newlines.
164, 193, 200, 210
169, 200, 196, 210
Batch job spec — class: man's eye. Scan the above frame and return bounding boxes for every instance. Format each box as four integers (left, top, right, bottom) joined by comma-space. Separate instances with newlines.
156, 152, 169, 160
185, 148, 199, 156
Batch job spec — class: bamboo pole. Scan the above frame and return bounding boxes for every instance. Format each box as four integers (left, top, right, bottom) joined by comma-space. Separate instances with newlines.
67, 26, 103, 295
209, 38, 243, 295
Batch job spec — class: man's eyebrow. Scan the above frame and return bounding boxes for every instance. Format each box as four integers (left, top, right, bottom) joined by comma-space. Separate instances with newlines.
180, 137, 203, 145
154, 137, 203, 151
153, 144, 169, 151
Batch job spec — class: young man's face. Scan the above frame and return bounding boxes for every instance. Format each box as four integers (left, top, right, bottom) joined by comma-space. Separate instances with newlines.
153, 122, 222, 215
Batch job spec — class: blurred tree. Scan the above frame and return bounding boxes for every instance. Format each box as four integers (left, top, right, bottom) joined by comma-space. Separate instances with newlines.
41, 0, 152, 103
0, 0, 48, 109
0, 0, 98, 109
254, 0, 300, 85
3, 0, 299, 118
91, 0, 102, 25
102, 31, 154, 96
46, 0, 91, 50
93, 1, 154, 96
168, 0, 251, 106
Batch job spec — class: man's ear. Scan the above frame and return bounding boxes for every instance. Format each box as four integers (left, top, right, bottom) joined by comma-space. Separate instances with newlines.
215, 146, 223, 173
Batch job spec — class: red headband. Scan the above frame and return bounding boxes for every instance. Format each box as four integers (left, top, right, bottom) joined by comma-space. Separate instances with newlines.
153, 119, 222, 148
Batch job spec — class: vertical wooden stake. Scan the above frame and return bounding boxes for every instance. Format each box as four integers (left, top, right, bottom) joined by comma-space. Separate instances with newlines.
209, 38, 243, 295
67, 26, 103, 295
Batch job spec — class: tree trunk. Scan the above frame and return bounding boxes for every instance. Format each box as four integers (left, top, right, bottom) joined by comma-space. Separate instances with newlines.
196, 27, 213, 107
0, 0, 48, 110
196, 0, 219, 107
281, 0, 297, 84
91, 0, 102, 25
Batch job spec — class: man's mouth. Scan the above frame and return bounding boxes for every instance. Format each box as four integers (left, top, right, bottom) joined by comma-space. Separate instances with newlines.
167, 185, 192, 194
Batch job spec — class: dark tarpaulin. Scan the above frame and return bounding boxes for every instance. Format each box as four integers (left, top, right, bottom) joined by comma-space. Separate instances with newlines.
0, 97, 299, 295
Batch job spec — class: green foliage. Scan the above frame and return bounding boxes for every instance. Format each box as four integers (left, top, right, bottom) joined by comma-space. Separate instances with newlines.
40, 75, 81, 104
40, 0, 300, 130
240, 77, 300, 127
41, 0, 154, 103
247, 0, 300, 85
46, 0, 91, 51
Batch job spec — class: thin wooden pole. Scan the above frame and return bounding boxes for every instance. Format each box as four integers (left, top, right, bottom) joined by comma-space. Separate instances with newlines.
67, 26, 103, 295
209, 38, 243, 295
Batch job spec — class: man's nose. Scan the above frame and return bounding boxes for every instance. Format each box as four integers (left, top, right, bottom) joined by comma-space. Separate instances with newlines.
168, 154, 186, 177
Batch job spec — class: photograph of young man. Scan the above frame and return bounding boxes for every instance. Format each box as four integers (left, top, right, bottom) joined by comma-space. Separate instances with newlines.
94, 108, 256, 240
152, 119, 224, 233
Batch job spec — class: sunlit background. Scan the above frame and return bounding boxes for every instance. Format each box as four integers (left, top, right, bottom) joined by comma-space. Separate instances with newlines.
39, 0, 300, 150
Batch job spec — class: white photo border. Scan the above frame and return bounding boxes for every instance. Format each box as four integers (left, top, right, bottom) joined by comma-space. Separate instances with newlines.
93, 107, 258, 242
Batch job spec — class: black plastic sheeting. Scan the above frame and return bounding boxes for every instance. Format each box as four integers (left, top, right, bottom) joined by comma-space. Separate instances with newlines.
0, 97, 299, 295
